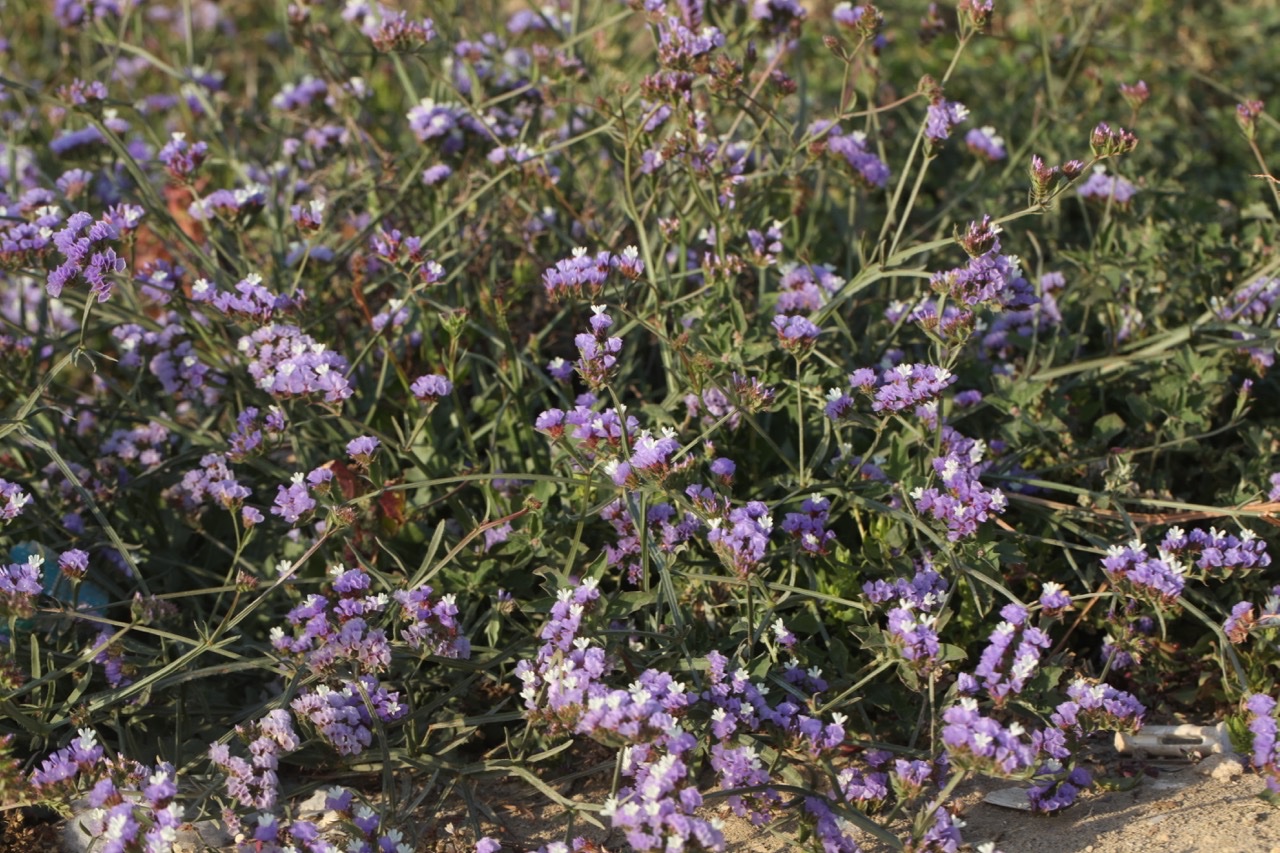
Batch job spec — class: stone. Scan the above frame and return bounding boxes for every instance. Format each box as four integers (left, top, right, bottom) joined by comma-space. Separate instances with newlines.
1196, 752, 1246, 782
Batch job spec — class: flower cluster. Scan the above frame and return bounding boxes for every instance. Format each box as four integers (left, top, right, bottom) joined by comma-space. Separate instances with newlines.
780, 494, 836, 555
1100, 539, 1186, 605
608, 428, 686, 487
157, 132, 208, 180
1077, 166, 1137, 205
771, 313, 821, 354
49, 208, 140, 301
705, 499, 773, 576
930, 225, 1033, 310
167, 452, 253, 517
32, 738, 184, 853
1215, 276, 1280, 368
973, 603, 1051, 705
0, 478, 30, 523
238, 323, 353, 403
821, 123, 891, 188
575, 305, 624, 389
966, 126, 1007, 162
115, 323, 220, 406
193, 273, 301, 323
925, 98, 969, 144
189, 184, 267, 221
776, 263, 844, 314
209, 709, 300, 810
515, 578, 607, 731
940, 698, 1036, 775
910, 428, 1008, 540
271, 474, 317, 525
291, 675, 407, 756
655, 15, 725, 71
1, 554, 43, 618
601, 498, 701, 585
393, 585, 470, 658
542, 246, 643, 299
1159, 525, 1271, 573
1245, 694, 1280, 794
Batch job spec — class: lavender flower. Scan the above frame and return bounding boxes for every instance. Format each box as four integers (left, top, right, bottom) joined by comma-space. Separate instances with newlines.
411, 373, 452, 404
781, 495, 836, 555
291, 675, 407, 756
575, 305, 624, 389
924, 99, 969, 144
965, 126, 1007, 161
941, 697, 1036, 774
910, 428, 1008, 540
656, 15, 725, 70
0, 479, 30, 522
776, 263, 844, 314
707, 500, 773, 575
158, 132, 207, 180
394, 584, 471, 658
1159, 525, 1271, 574
0, 554, 43, 617
1100, 539, 1185, 605
1077, 166, 1136, 205
48, 210, 134, 301
542, 247, 615, 299
772, 313, 821, 353
238, 323, 352, 403
346, 435, 380, 466
822, 124, 891, 188
1246, 694, 1280, 794
930, 233, 1032, 309
188, 184, 267, 221
1038, 582, 1072, 614
271, 475, 317, 524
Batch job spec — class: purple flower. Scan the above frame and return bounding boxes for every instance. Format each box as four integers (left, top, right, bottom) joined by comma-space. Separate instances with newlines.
271, 476, 316, 524
575, 305, 624, 389
781, 495, 836, 555
542, 247, 616, 299
58, 548, 90, 580
776, 263, 844, 315
925, 100, 969, 143
238, 324, 352, 403
411, 373, 453, 404
0, 555, 43, 617
394, 584, 471, 658
346, 435, 380, 466
1077, 166, 1137, 205
1159, 525, 1271, 574
707, 500, 773, 576
772, 313, 821, 353
965, 126, 1007, 161
909, 428, 1008, 540
1101, 539, 1185, 604
421, 164, 453, 185
0, 479, 30, 522
1039, 582, 1072, 614
930, 239, 1031, 309
823, 125, 890, 188
941, 698, 1036, 774
158, 132, 208, 180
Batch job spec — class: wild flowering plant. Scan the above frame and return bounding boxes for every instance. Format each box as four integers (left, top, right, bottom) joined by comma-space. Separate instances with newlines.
2, 0, 1280, 851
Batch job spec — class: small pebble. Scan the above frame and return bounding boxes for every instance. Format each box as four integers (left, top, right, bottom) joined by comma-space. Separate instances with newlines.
1196, 752, 1245, 782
